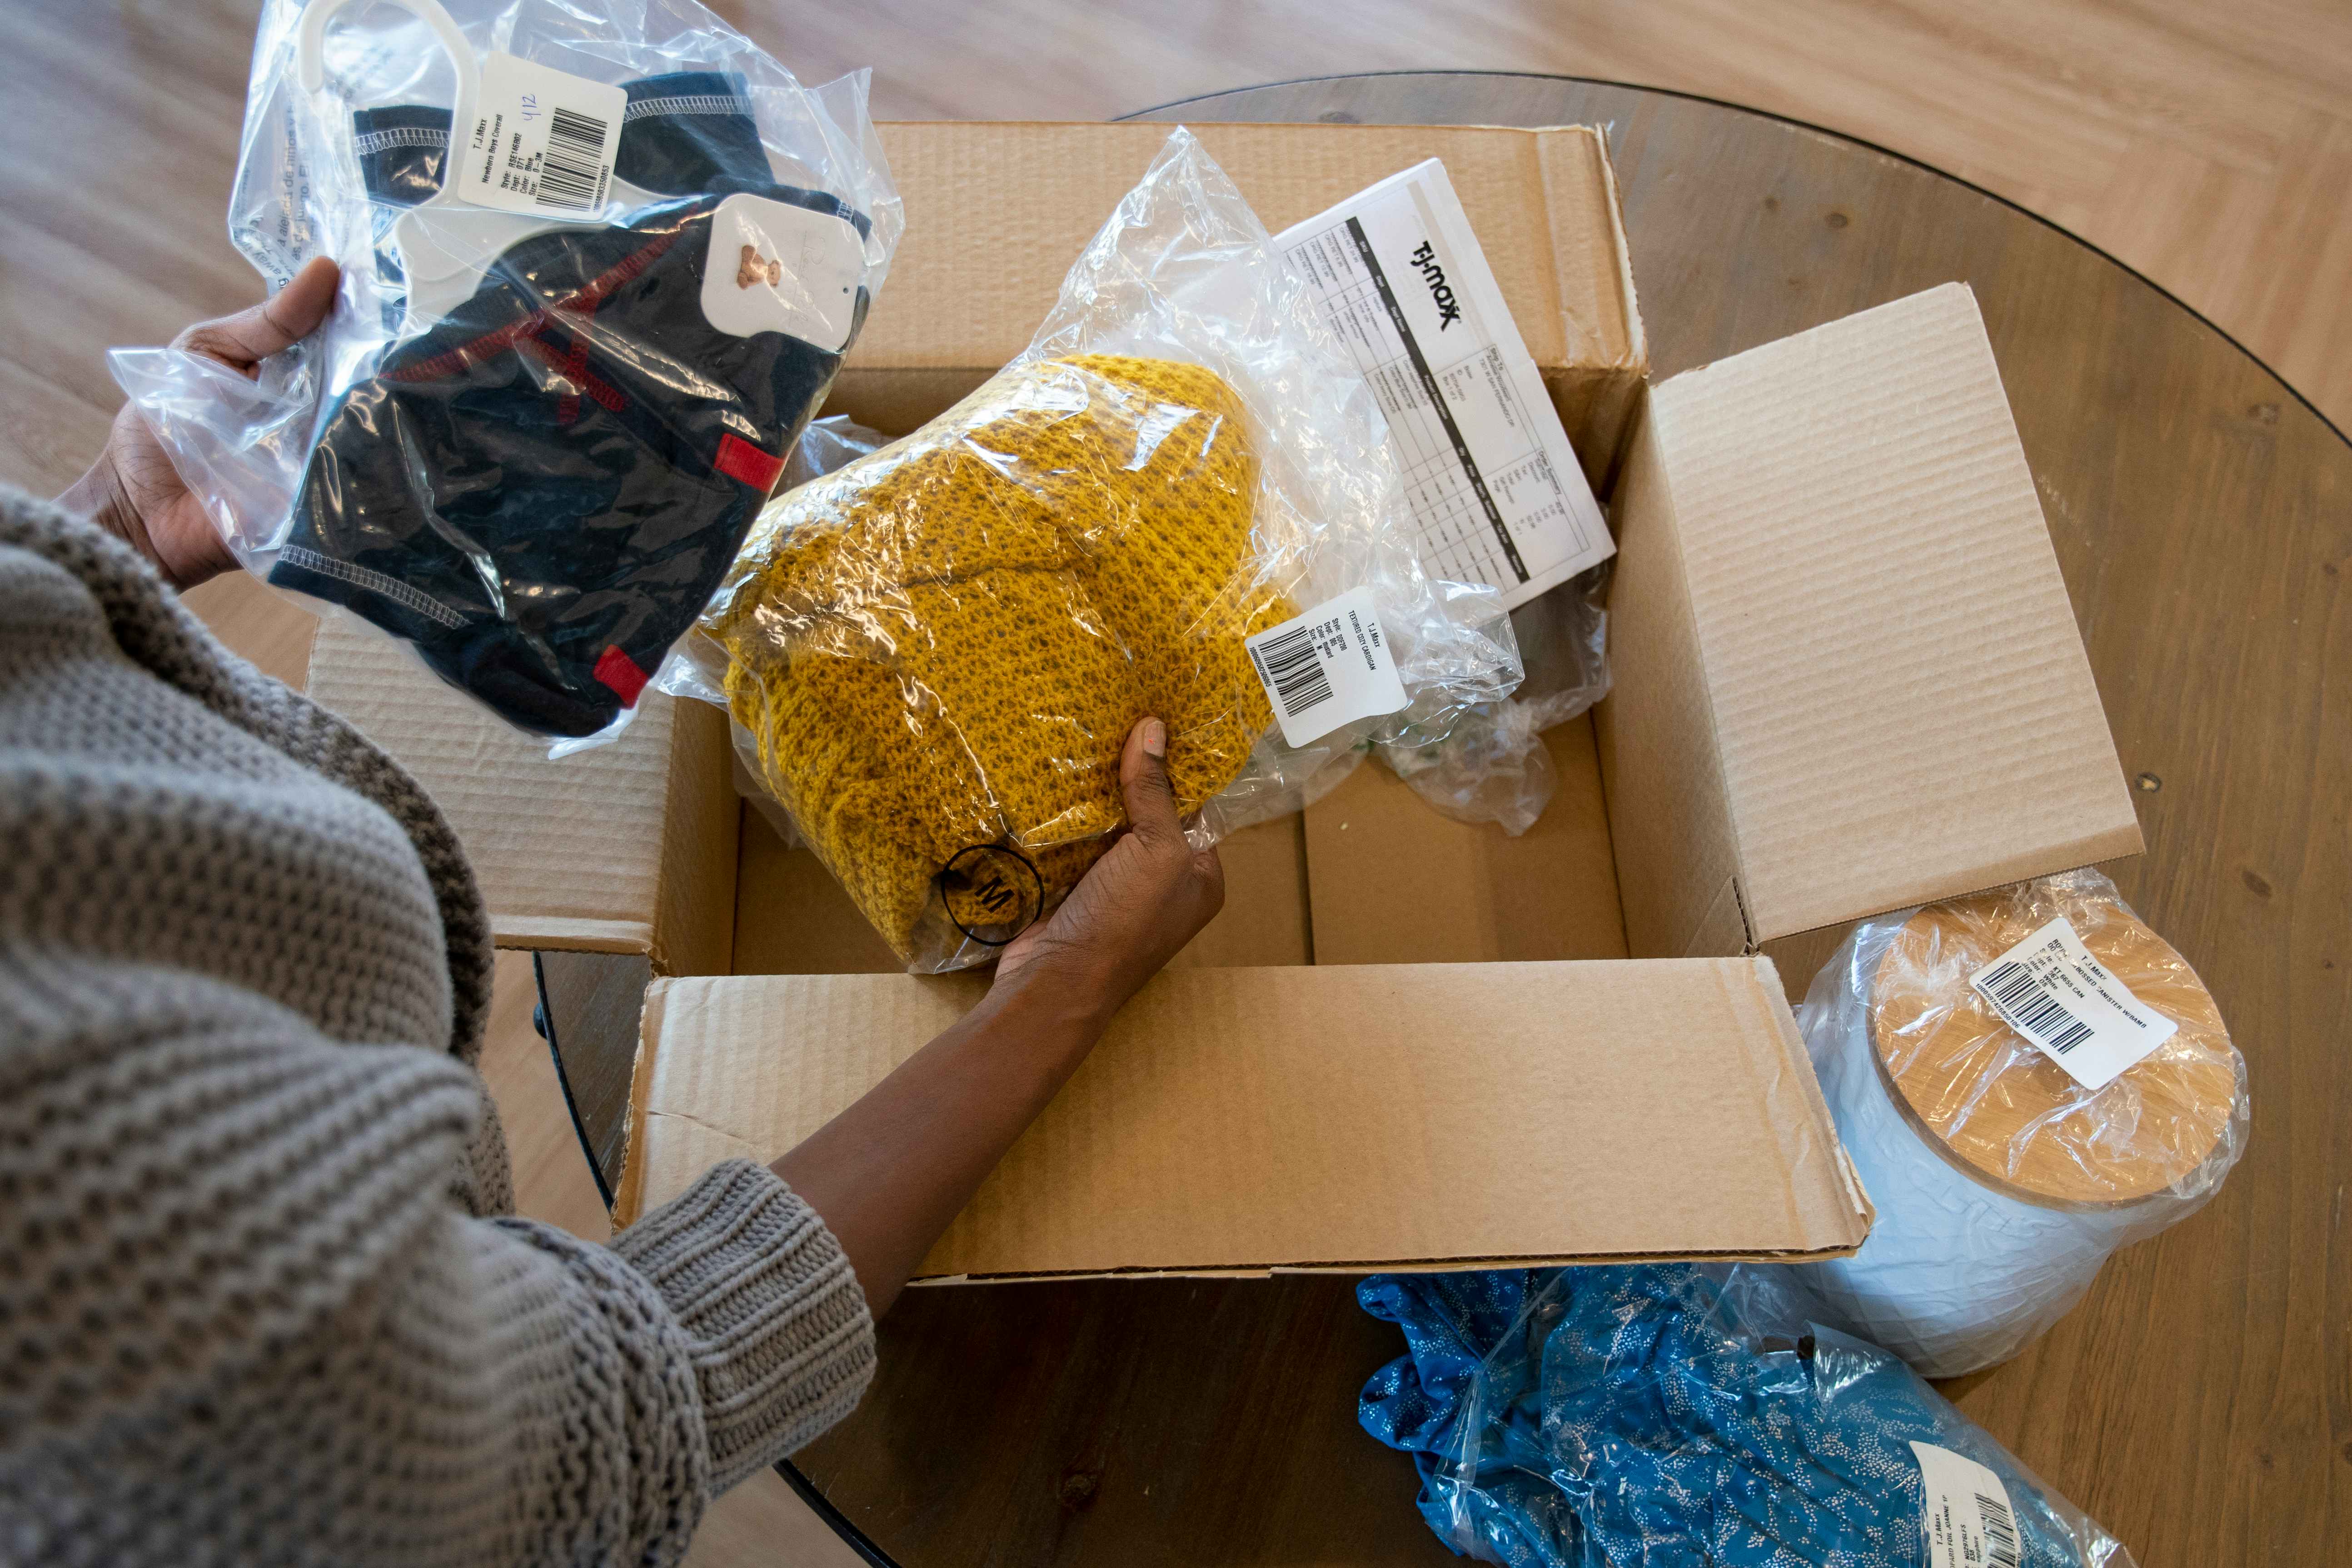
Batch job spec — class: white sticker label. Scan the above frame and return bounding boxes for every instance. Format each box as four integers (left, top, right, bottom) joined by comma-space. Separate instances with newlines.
1245, 587, 1409, 747
1275, 160, 1614, 612
699, 192, 867, 352
454, 54, 625, 217
1911, 1442, 2022, 1568
1969, 916, 2181, 1091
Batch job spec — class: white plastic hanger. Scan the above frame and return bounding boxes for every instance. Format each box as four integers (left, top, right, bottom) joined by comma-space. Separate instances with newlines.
297, 0, 856, 348
299, 0, 593, 330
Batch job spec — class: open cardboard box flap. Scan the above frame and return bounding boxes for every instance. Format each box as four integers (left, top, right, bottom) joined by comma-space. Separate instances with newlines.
613, 959, 1874, 1277
308, 622, 740, 974
1590, 282, 2142, 961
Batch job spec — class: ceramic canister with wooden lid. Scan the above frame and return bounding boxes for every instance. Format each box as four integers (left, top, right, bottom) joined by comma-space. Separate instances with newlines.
1788, 870, 2248, 1378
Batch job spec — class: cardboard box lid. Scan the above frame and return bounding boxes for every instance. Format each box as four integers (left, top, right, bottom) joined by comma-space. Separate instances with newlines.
614, 959, 1873, 1277
1603, 284, 2142, 954
305, 617, 739, 974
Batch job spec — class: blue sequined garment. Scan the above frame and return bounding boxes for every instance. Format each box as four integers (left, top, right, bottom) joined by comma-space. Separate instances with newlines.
1358, 1266, 2126, 1568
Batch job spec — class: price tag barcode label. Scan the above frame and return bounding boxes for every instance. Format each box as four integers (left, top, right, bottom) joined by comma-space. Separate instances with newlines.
534, 106, 610, 210
1910, 1441, 2022, 1568
1244, 587, 1408, 747
455, 54, 625, 217
1968, 916, 2180, 1091
1252, 622, 1336, 718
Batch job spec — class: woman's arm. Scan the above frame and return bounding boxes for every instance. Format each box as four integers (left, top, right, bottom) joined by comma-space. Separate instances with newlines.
772, 714, 1225, 1315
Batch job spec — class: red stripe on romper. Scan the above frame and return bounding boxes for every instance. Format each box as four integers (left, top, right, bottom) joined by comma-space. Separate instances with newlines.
713, 432, 785, 492
592, 645, 650, 705
388, 228, 680, 383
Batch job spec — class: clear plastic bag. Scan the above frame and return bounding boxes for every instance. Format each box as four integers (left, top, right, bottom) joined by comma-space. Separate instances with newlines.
777, 410, 883, 495
110, 0, 899, 743
724, 412, 882, 851
1359, 1263, 2135, 1567
1378, 561, 1610, 836
1788, 869, 2248, 1377
674, 128, 1522, 970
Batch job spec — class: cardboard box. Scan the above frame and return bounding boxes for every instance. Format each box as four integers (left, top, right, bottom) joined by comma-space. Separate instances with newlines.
309, 121, 2141, 1278
618, 961, 1868, 1282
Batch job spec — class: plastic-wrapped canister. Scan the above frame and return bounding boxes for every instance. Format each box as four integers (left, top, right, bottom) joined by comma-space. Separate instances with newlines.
1792, 871, 2246, 1378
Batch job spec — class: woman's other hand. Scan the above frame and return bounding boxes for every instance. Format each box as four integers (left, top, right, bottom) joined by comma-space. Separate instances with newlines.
774, 715, 1224, 1317
58, 256, 341, 592
995, 716, 1226, 1021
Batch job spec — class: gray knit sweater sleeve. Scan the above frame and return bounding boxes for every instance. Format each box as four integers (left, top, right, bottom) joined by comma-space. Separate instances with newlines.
0, 491, 873, 1566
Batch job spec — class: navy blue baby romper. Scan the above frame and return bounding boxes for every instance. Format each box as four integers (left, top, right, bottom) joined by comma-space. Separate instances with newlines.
275, 72, 869, 737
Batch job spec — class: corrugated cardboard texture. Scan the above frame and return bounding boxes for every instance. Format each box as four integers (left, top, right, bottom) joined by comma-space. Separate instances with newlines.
1595, 393, 1750, 959
304, 618, 737, 973
1539, 126, 1648, 491
728, 810, 1311, 975
1648, 284, 2141, 940
651, 705, 739, 976
1303, 721, 1627, 964
729, 804, 902, 976
618, 960, 1871, 1276
833, 122, 1646, 479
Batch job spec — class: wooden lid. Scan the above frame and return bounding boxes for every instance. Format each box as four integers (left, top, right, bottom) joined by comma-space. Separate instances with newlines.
1868, 885, 2240, 1206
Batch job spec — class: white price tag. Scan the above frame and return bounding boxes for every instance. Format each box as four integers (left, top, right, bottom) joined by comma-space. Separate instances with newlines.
699, 192, 867, 352
1969, 916, 2180, 1091
1910, 1441, 2023, 1568
454, 54, 625, 217
1245, 587, 1408, 747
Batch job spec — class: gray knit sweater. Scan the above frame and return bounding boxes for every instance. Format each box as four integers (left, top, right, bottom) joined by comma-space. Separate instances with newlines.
0, 490, 875, 1565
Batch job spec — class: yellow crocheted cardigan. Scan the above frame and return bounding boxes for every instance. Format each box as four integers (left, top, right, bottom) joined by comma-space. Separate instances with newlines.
712, 354, 1290, 961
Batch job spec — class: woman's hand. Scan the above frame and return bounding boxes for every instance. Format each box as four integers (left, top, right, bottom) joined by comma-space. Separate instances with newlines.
58, 256, 341, 593
773, 716, 1223, 1316
996, 716, 1226, 1021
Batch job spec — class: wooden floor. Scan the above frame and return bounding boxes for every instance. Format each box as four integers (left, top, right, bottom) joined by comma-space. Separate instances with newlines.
2, 2, 2345, 1563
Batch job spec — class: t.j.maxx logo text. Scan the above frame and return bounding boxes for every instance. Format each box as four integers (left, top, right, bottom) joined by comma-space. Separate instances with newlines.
1409, 241, 1460, 329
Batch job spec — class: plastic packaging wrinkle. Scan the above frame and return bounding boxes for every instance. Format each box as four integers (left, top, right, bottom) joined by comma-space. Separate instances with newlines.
673, 128, 1524, 971
113, 0, 901, 747
1358, 1263, 2137, 1567
1787, 870, 2249, 1378
1378, 561, 1610, 835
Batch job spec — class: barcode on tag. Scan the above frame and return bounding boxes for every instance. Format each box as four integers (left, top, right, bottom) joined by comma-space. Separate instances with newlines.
534, 107, 608, 210
1976, 956, 2093, 1055
1977, 1490, 2021, 1568
1253, 623, 1336, 719
1910, 1442, 2021, 1568
1244, 587, 1409, 747
1968, 916, 2180, 1091
454, 54, 626, 218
